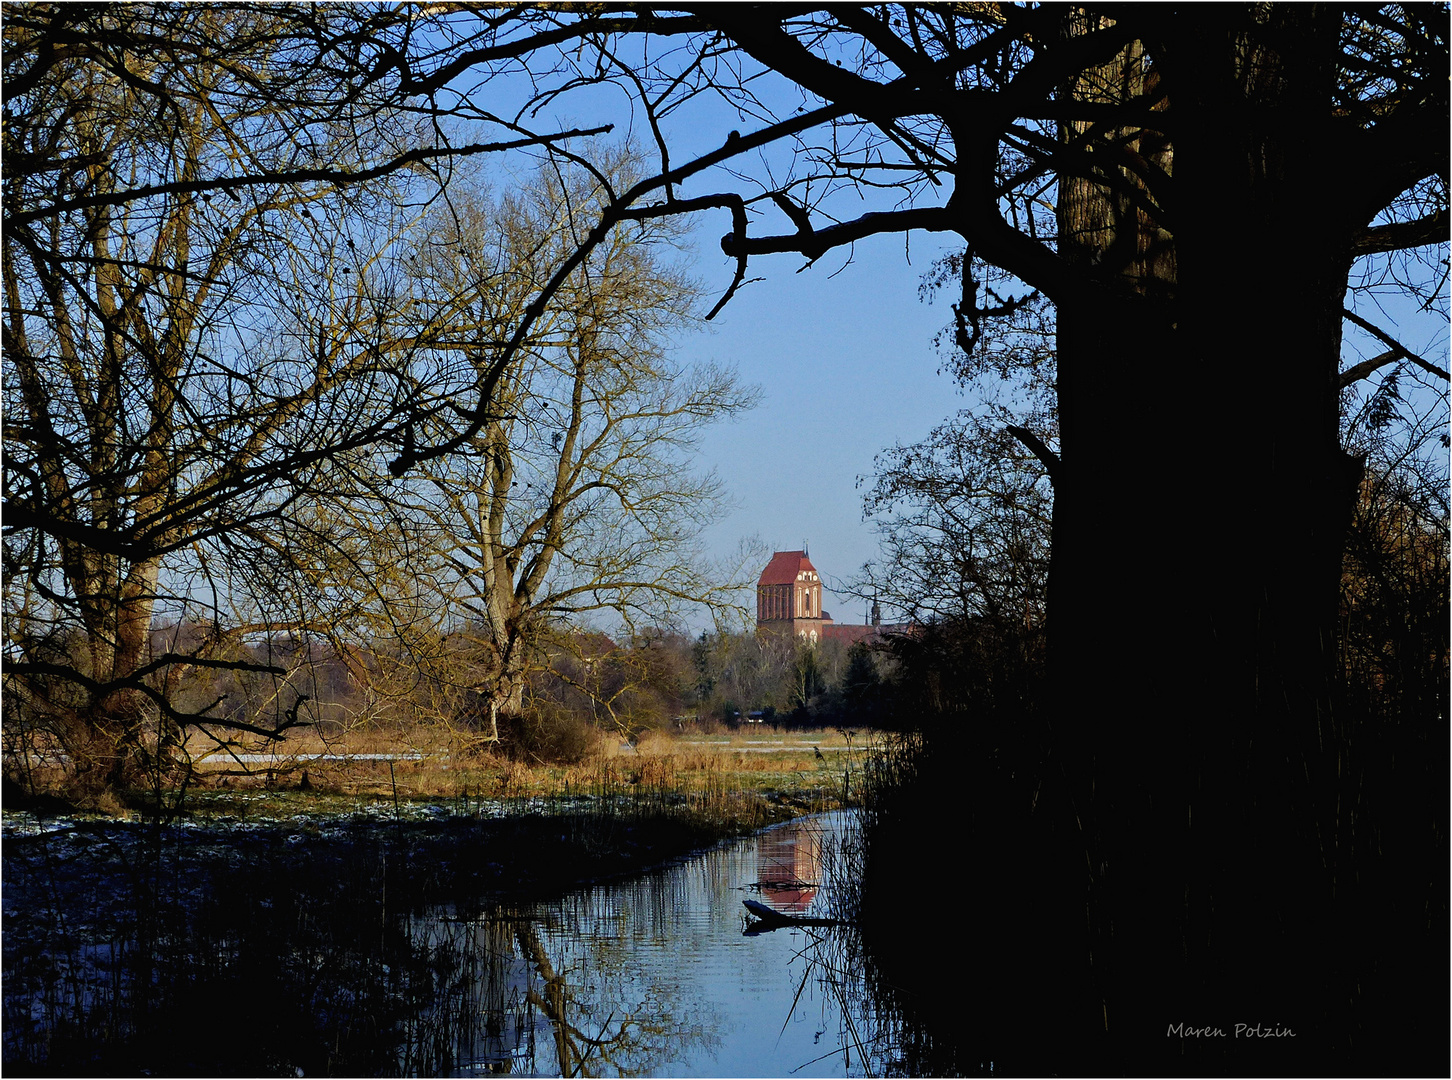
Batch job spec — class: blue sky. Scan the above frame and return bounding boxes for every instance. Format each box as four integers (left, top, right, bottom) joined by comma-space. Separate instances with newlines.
674, 226, 967, 627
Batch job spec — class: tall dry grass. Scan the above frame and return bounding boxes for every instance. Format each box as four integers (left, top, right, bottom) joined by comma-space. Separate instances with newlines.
6, 718, 875, 824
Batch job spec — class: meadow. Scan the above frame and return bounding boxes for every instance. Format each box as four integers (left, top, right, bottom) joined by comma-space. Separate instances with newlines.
174, 724, 876, 823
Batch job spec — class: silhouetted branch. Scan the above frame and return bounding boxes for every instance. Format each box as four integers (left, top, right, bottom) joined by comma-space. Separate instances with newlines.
1343, 308, 1449, 382
1006, 425, 1060, 486
1352, 209, 1448, 256
10, 128, 615, 226
1339, 348, 1403, 388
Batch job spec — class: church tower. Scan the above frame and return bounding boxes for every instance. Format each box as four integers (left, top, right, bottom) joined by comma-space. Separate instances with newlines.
756, 550, 825, 644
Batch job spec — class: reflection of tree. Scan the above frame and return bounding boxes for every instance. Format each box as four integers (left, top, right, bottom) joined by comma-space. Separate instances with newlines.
513, 919, 712, 1078
518, 921, 618, 1076
6, 824, 743, 1077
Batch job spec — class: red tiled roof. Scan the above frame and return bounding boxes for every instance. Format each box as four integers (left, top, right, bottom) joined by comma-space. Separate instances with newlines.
822, 623, 878, 645
757, 550, 818, 586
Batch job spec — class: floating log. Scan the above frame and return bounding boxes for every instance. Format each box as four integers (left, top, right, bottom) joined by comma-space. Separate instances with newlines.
742, 898, 841, 928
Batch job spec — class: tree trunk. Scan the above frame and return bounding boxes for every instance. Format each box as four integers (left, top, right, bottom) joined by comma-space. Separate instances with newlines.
1049, 9, 1361, 1066
63, 553, 165, 795
486, 640, 528, 736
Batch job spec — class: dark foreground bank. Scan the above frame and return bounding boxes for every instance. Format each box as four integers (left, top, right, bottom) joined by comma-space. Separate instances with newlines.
2, 798, 798, 1076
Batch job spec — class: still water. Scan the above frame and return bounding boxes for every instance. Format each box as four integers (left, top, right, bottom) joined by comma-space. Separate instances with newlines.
417, 813, 879, 1077
3, 811, 897, 1076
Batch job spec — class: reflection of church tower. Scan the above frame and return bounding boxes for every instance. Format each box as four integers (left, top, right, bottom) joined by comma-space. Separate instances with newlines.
756, 550, 824, 644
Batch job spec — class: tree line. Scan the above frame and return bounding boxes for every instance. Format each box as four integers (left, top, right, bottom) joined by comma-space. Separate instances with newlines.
6, 610, 899, 783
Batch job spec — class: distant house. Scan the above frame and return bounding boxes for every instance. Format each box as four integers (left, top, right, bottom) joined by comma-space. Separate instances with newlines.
756, 550, 885, 646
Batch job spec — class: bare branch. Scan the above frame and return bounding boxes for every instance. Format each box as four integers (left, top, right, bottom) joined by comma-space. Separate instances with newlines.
1351, 209, 1448, 257
1005, 424, 1061, 486
1343, 308, 1450, 382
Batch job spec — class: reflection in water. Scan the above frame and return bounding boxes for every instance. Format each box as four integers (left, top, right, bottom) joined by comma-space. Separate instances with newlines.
753, 818, 822, 913
387, 908, 714, 1076
493, 815, 890, 1077
4, 814, 910, 1076
369, 817, 856, 1075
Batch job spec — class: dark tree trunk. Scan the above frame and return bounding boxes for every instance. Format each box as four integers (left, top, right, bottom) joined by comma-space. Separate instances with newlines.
1048, 10, 1368, 1068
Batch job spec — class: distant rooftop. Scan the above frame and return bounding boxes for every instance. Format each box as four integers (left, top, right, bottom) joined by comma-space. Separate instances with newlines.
757, 550, 818, 587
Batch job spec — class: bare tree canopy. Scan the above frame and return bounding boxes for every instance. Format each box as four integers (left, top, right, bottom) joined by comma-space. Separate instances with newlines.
347, 157, 758, 736
1, 5, 749, 798
365, 5, 1444, 468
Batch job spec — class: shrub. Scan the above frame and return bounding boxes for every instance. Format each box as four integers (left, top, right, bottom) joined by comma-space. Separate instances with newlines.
497, 703, 601, 764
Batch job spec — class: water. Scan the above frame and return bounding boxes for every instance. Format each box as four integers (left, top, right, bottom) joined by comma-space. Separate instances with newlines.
449, 813, 872, 1077
3, 812, 895, 1077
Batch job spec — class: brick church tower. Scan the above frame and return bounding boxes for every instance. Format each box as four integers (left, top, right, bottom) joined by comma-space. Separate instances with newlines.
756, 550, 825, 643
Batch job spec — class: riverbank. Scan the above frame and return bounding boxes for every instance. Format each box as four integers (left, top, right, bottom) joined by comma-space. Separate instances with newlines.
3, 727, 878, 1073
2, 792, 826, 1075
2, 795, 798, 915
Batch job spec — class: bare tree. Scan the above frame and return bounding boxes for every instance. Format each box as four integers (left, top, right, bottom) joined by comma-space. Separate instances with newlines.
0, 5, 592, 799
341, 159, 758, 739
861, 413, 1052, 626
860, 279, 1056, 626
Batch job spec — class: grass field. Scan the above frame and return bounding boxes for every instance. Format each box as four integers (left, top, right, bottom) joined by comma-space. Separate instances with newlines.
167, 724, 880, 822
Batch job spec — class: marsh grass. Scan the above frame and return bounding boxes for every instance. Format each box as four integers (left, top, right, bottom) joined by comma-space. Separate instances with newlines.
107, 725, 873, 822
5, 723, 871, 824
